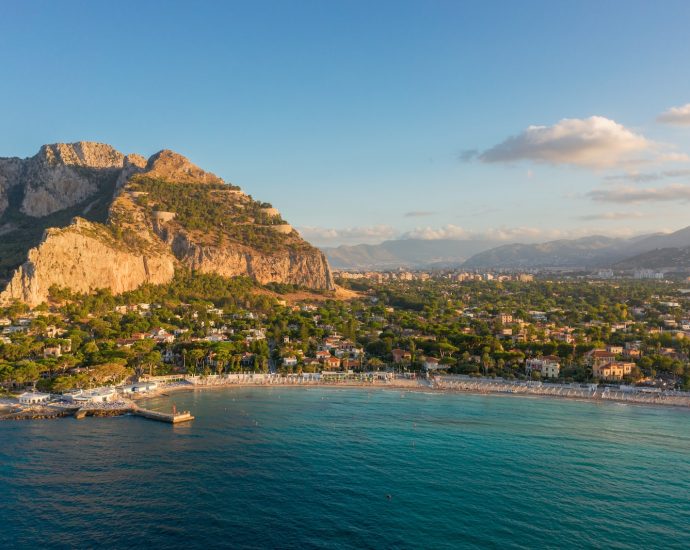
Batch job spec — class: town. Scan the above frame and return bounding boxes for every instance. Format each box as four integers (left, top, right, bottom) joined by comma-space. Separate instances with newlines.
2, 269, 690, 415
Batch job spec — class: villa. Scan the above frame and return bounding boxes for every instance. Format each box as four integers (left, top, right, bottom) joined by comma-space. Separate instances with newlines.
593, 361, 636, 381
526, 356, 561, 378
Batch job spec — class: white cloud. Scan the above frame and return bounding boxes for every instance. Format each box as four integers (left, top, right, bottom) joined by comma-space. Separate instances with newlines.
577, 211, 645, 221
605, 168, 690, 183
657, 103, 690, 126
588, 183, 690, 203
402, 225, 471, 240
297, 225, 397, 246
404, 210, 435, 218
402, 224, 561, 242
478, 116, 657, 168
303, 223, 648, 247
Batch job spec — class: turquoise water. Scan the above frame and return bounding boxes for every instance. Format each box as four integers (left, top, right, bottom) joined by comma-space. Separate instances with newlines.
1, 388, 689, 549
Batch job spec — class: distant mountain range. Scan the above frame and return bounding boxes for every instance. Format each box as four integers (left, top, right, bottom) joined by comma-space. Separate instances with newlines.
323, 239, 503, 270
614, 246, 690, 269
323, 226, 690, 271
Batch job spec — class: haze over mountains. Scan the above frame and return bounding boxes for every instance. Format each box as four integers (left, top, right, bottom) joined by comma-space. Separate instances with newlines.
323, 226, 690, 270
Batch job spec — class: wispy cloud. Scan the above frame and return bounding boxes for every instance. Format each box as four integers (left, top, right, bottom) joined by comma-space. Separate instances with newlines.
604, 168, 690, 184
475, 116, 663, 168
404, 210, 435, 218
577, 211, 645, 221
457, 149, 478, 162
297, 225, 397, 246
657, 103, 690, 126
402, 224, 564, 242
305, 223, 648, 247
588, 183, 690, 203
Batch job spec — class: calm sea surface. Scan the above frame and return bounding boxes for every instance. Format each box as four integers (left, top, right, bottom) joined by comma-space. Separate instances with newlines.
1, 388, 689, 549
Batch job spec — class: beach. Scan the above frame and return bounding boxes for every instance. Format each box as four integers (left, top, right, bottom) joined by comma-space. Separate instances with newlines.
4, 373, 689, 422
133, 373, 690, 410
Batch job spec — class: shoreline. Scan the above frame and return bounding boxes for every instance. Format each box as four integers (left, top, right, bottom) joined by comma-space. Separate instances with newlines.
4, 377, 689, 421
134, 378, 690, 411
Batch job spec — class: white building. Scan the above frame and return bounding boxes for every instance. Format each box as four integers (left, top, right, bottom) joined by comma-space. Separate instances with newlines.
66, 388, 118, 404
18, 392, 51, 405
119, 382, 158, 394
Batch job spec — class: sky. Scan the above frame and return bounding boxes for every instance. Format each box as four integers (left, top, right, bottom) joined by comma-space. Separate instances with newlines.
2, 0, 690, 247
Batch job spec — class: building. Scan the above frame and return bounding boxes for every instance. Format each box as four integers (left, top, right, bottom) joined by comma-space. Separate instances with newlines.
150, 328, 174, 344
316, 350, 332, 361
593, 361, 636, 381
43, 345, 62, 358
497, 313, 513, 325
586, 349, 616, 368
283, 356, 298, 367
119, 382, 158, 394
525, 356, 561, 379
391, 348, 406, 363
324, 356, 341, 370
18, 392, 51, 405
66, 388, 119, 404
423, 357, 441, 371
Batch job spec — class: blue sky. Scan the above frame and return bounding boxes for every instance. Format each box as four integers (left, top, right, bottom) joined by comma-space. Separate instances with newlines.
2, 0, 690, 246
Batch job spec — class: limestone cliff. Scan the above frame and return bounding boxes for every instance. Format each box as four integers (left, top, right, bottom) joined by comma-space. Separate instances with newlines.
169, 231, 334, 289
19, 143, 125, 217
2, 219, 175, 306
0, 142, 334, 306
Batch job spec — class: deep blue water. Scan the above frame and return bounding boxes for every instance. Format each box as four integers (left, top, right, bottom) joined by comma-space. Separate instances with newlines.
1, 388, 689, 549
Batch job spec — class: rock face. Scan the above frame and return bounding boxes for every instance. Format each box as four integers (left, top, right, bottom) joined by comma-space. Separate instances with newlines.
0, 142, 334, 306
2, 219, 175, 306
19, 143, 126, 217
169, 232, 334, 289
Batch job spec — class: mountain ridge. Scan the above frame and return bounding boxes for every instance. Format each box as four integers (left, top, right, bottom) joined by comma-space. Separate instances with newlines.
323, 227, 690, 270
0, 142, 334, 306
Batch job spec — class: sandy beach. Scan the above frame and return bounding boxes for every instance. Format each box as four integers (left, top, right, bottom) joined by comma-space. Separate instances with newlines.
4, 374, 689, 422
132, 374, 690, 410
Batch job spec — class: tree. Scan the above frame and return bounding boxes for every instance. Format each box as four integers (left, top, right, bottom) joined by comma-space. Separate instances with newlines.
367, 357, 385, 371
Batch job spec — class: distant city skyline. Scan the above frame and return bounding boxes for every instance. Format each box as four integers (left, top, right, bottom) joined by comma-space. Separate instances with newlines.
2, 1, 690, 246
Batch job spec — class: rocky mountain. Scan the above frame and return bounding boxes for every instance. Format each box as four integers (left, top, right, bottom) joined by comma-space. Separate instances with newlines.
324, 239, 502, 270
0, 142, 334, 306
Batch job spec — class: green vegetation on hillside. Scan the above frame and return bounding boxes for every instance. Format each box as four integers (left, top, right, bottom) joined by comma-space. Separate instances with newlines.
130, 176, 305, 253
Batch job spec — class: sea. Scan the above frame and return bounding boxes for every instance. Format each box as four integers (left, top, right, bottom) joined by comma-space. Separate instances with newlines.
1, 387, 689, 549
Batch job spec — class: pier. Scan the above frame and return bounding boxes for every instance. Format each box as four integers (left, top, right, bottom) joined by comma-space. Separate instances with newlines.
133, 406, 194, 424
